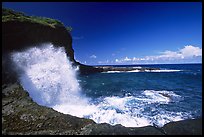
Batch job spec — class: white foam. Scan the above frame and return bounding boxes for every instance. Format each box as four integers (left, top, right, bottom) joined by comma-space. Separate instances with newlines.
53, 95, 151, 127
151, 69, 182, 72
102, 69, 182, 73
127, 70, 140, 72
76, 89, 186, 127
87, 108, 150, 127
151, 112, 185, 127
81, 92, 186, 127
83, 96, 151, 127
102, 71, 122, 73
10, 43, 82, 107
53, 101, 97, 117
141, 90, 182, 104
133, 66, 142, 69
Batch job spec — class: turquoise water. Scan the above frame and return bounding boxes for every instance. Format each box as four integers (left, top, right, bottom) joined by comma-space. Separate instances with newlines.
78, 64, 202, 126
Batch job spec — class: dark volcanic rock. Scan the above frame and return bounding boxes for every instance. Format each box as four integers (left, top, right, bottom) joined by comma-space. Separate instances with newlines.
75, 62, 103, 75
81, 124, 164, 135
3, 21, 75, 62
95, 66, 161, 73
163, 118, 202, 135
2, 82, 95, 135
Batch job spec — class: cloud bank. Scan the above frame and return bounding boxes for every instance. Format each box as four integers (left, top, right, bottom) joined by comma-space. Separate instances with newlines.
115, 45, 202, 64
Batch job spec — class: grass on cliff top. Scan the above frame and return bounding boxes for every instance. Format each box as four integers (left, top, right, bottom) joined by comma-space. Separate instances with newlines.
2, 8, 72, 30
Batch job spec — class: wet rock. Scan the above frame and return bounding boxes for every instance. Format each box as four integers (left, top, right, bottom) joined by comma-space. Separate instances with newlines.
2, 83, 95, 135
163, 118, 202, 135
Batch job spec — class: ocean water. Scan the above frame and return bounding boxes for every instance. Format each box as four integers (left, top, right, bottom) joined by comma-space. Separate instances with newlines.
10, 44, 202, 127
78, 63, 202, 127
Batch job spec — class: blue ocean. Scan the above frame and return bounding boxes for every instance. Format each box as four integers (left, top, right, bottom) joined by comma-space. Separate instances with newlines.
11, 44, 202, 127
78, 63, 202, 127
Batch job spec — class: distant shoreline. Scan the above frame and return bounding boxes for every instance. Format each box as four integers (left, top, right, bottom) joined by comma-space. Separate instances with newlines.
92, 63, 201, 73
93, 63, 202, 67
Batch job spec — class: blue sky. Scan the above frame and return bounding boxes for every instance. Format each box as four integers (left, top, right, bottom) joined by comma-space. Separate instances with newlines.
3, 2, 202, 65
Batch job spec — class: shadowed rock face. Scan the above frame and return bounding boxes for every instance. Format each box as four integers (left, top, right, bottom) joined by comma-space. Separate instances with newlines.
2, 8, 73, 58
2, 21, 74, 62
163, 118, 202, 135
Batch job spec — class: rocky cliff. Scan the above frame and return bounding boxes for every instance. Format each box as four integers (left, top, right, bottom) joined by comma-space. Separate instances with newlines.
2, 8, 202, 135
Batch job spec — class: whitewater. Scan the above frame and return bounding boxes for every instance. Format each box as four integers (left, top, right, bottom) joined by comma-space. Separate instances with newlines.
10, 43, 201, 127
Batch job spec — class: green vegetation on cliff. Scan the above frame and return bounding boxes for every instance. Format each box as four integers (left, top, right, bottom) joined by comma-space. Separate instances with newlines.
2, 8, 64, 28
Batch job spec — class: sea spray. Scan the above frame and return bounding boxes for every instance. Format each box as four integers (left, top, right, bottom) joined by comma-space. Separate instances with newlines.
10, 43, 192, 127
10, 43, 84, 107
10, 43, 98, 118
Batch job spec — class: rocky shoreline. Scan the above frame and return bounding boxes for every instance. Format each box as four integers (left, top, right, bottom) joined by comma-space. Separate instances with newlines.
94, 66, 160, 73
2, 82, 202, 135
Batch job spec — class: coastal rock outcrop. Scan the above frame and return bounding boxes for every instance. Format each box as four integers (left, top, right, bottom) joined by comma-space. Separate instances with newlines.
2, 8, 202, 135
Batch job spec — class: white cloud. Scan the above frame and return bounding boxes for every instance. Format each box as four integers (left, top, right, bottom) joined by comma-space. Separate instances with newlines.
158, 45, 202, 60
90, 55, 97, 59
115, 45, 202, 64
98, 60, 110, 64
179, 45, 202, 57
160, 50, 183, 58
124, 56, 132, 61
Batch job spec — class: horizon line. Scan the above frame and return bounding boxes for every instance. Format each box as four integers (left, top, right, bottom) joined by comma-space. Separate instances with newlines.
91, 62, 202, 66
